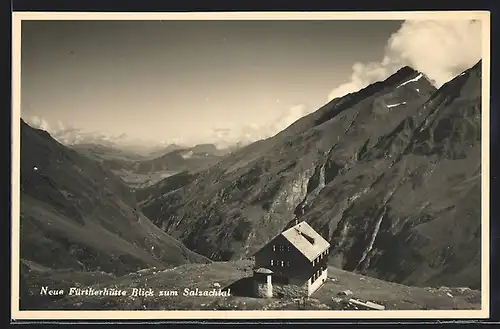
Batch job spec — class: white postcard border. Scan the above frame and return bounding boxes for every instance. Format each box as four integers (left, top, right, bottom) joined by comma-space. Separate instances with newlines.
11, 10, 491, 321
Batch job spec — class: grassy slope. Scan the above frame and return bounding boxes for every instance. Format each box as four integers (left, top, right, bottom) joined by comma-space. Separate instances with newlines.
19, 120, 210, 309
42, 260, 480, 311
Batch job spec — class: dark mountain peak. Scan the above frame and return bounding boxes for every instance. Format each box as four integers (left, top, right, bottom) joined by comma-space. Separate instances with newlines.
310, 65, 435, 128
356, 65, 432, 98
383, 65, 427, 88
394, 65, 420, 77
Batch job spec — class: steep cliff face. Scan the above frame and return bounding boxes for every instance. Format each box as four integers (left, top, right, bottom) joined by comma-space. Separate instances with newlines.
139, 62, 482, 288
301, 62, 482, 288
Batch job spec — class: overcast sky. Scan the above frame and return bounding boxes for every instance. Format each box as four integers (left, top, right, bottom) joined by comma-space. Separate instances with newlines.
20, 18, 482, 148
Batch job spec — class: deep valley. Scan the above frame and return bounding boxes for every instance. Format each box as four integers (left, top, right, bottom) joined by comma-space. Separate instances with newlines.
18, 61, 483, 311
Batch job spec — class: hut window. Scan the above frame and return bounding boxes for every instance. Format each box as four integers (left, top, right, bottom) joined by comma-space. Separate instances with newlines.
286, 261, 290, 267
280, 245, 284, 251
287, 246, 290, 251
270, 260, 274, 266
272, 245, 276, 251
281, 261, 285, 267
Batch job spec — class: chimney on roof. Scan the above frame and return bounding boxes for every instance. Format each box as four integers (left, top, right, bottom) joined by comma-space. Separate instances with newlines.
301, 233, 315, 245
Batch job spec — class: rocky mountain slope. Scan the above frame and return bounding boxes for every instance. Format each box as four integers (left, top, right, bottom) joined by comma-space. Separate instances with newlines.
19, 119, 210, 308
138, 61, 482, 289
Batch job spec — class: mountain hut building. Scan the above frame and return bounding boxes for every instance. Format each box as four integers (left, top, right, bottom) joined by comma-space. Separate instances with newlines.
252, 220, 330, 298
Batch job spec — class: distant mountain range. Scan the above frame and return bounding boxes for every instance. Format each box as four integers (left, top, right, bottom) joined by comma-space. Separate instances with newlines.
70, 142, 232, 176
134, 144, 231, 174
137, 61, 482, 289
19, 119, 210, 308
20, 118, 243, 158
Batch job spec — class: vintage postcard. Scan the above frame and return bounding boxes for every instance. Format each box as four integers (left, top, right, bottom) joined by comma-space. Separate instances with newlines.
11, 11, 491, 321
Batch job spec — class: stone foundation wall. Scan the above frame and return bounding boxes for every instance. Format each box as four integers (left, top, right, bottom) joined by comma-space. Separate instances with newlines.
252, 280, 309, 298
272, 282, 308, 298
254, 282, 273, 298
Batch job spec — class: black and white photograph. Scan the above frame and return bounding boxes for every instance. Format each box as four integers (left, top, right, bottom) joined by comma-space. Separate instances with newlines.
11, 11, 491, 320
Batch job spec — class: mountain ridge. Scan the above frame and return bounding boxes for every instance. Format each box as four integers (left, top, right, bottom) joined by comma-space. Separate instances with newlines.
138, 61, 482, 289
19, 118, 210, 293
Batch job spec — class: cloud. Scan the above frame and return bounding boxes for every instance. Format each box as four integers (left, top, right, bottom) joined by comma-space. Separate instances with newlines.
210, 20, 483, 148
24, 115, 52, 132
328, 19, 482, 101
22, 104, 308, 150
206, 123, 259, 148
23, 115, 118, 146
56, 120, 65, 131
271, 104, 310, 133
206, 104, 313, 148
210, 20, 483, 146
